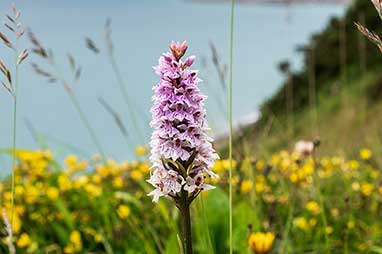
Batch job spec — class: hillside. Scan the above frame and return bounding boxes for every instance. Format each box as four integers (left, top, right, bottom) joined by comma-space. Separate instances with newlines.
225, 0, 382, 160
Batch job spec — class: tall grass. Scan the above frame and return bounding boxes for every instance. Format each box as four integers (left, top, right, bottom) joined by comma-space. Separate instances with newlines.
308, 46, 318, 137
228, 0, 235, 253
10, 43, 18, 234
0, 4, 28, 239
28, 32, 107, 160
85, 21, 147, 146
209, 42, 230, 120
106, 40, 146, 145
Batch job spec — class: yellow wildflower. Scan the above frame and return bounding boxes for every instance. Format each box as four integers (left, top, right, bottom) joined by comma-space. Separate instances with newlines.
256, 160, 266, 171
117, 205, 131, 219
15, 185, 24, 196
17, 233, 31, 248
70, 230, 82, 251
255, 182, 265, 193
130, 160, 139, 168
77, 161, 88, 170
271, 154, 281, 167
222, 159, 237, 170
361, 182, 374, 196
92, 174, 102, 184
46, 187, 59, 201
64, 245, 75, 254
305, 201, 320, 215
25, 185, 39, 204
15, 205, 25, 216
222, 159, 230, 169
113, 177, 124, 188
352, 182, 360, 191
65, 155, 78, 167
280, 150, 289, 158
58, 174, 72, 191
371, 170, 379, 179
348, 160, 359, 170
240, 180, 253, 194
309, 218, 317, 227
2, 211, 22, 234
347, 221, 355, 229
84, 184, 102, 198
131, 170, 144, 181
289, 172, 298, 184
138, 163, 150, 173
135, 146, 148, 156
360, 148, 372, 161
248, 232, 275, 254
96, 165, 110, 178
120, 162, 129, 171
73, 176, 89, 189
94, 233, 103, 243
293, 217, 309, 231
302, 163, 314, 176
213, 160, 224, 173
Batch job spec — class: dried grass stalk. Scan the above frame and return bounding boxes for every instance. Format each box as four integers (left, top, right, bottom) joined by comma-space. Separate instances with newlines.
355, 21, 382, 53
17, 49, 28, 65
2, 209, 15, 254
0, 31, 13, 48
85, 37, 100, 54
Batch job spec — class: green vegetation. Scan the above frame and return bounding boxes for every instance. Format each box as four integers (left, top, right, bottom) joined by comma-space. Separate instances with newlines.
231, 0, 382, 160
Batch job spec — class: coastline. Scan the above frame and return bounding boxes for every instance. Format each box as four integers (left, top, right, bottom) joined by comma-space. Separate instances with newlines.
185, 0, 347, 5
212, 111, 259, 148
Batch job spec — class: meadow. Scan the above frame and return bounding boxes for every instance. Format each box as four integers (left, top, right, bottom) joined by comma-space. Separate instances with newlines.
1, 0, 382, 253
1, 147, 381, 253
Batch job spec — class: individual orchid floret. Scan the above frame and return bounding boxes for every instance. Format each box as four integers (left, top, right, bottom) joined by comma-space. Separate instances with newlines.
169, 41, 188, 61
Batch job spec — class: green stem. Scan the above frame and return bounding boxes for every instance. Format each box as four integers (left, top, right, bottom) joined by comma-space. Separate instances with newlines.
10, 95, 17, 231
108, 54, 146, 145
200, 196, 214, 252
229, 0, 235, 253
312, 153, 330, 253
10, 48, 19, 233
179, 192, 193, 254
343, 229, 348, 254
279, 188, 295, 254
317, 184, 329, 252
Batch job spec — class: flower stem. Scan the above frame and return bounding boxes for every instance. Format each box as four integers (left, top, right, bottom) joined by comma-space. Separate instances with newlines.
179, 191, 193, 254
312, 153, 330, 253
10, 49, 20, 233
10, 94, 17, 230
229, 0, 235, 253
279, 187, 295, 254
